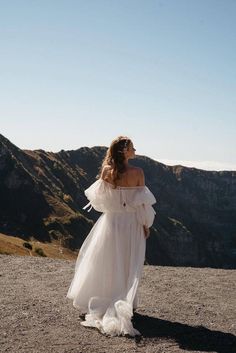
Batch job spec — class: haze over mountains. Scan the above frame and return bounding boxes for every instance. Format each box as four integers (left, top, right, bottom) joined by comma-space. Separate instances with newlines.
0, 133, 235, 268
158, 158, 236, 172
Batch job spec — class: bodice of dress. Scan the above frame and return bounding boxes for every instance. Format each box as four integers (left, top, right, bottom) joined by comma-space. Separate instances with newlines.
82, 178, 157, 227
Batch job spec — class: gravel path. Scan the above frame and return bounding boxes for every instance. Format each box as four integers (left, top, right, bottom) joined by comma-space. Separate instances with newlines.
0, 254, 236, 353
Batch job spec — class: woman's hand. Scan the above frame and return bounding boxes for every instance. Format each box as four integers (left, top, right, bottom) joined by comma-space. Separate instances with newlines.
143, 225, 150, 239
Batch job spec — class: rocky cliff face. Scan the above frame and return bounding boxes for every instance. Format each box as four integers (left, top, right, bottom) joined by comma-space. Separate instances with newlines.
0, 134, 94, 248
134, 157, 236, 268
0, 133, 235, 268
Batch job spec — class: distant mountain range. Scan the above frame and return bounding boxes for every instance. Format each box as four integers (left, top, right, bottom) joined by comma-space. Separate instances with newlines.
158, 158, 236, 171
0, 133, 235, 268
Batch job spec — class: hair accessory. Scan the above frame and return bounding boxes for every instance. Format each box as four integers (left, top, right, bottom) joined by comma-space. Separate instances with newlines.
116, 139, 129, 153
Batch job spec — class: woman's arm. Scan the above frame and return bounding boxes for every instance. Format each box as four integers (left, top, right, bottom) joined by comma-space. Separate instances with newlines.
137, 169, 151, 238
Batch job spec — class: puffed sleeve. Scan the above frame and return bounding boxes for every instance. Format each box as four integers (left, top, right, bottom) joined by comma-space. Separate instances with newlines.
133, 187, 157, 227
82, 179, 115, 213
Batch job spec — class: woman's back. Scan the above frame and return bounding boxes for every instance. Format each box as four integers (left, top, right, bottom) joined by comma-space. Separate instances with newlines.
101, 165, 144, 187
67, 136, 157, 337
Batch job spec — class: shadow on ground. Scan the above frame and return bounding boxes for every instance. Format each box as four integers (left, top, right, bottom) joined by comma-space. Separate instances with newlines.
132, 313, 236, 353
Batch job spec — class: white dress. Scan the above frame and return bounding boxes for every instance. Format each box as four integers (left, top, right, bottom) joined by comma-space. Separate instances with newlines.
66, 178, 157, 337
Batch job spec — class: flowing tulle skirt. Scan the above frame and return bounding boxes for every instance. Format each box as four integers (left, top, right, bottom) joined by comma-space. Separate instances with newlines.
66, 211, 146, 337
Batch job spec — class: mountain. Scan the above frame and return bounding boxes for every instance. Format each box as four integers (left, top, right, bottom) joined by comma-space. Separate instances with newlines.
0, 133, 235, 268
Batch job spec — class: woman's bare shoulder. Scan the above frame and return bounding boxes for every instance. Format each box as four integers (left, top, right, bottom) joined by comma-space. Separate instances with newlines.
128, 165, 144, 175
101, 165, 112, 180
101, 164, 144, 186
126, 166, 145, 186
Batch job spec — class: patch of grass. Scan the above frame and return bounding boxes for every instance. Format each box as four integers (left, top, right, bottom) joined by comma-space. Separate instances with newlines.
44, 212, 85, 226
34, 247, 47, 257
0, 248, 11, 255
0, 233, 77, 260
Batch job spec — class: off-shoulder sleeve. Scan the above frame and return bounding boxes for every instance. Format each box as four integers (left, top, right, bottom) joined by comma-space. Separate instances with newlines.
133, 187, 157, 228
82, 179, 114, 213
82, 179, 157, 223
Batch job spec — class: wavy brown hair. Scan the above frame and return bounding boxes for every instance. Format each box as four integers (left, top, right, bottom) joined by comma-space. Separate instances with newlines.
97, 136, 132, 188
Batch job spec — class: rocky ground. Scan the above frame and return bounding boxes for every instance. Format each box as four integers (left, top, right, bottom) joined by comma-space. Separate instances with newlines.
0, 254, 235, 353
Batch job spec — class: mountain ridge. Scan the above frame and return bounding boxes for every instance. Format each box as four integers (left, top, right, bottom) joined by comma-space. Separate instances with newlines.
0, 133, 235, 268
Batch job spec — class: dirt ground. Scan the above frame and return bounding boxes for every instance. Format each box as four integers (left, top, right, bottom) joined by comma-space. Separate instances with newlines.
0, 254, 235, 353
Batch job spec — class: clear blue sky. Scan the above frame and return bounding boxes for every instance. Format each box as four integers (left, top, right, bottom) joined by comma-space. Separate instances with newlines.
0, 0, 235, 170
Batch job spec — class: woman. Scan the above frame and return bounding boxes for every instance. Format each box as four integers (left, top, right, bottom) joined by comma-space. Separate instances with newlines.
66, 136, 156, 337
